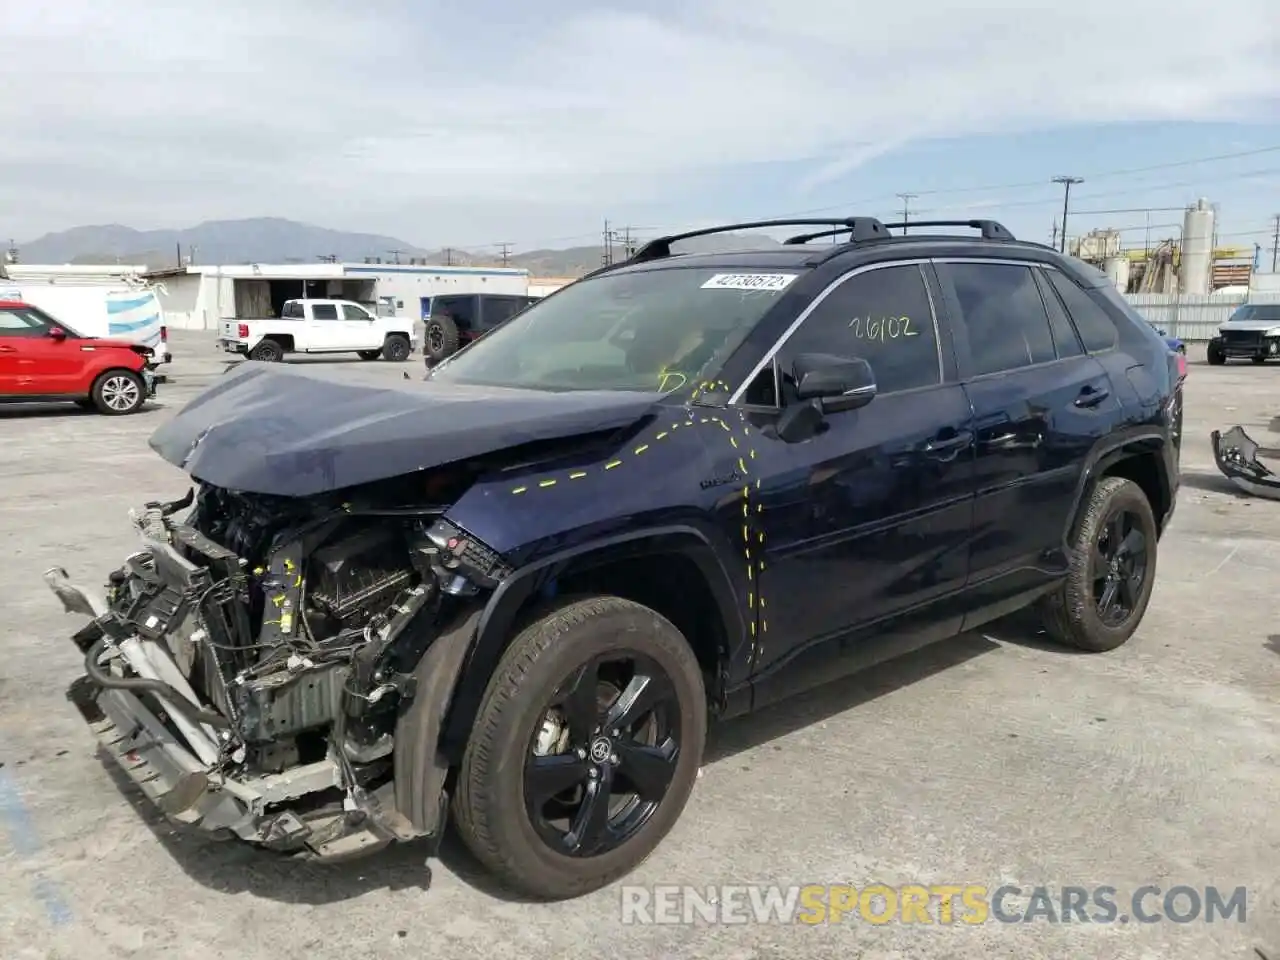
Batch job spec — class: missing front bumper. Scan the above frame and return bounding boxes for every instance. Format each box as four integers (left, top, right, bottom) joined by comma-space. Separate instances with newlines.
1211, 425, 1280, 500
44, 555, 443, 861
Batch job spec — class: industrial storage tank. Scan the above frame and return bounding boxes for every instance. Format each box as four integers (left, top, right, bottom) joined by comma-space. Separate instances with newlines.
1180, 198, 1214, 295
1103, 255, 1130, 292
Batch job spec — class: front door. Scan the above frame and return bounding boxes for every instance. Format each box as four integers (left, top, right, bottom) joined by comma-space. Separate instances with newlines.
0, 304, 86, 395
341, 302, 382, 350
731, 262, 977, 690
933, 259, 1119, 607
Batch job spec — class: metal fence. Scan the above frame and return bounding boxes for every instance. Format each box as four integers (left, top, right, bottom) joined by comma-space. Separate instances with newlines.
1123, 291, 1280, 342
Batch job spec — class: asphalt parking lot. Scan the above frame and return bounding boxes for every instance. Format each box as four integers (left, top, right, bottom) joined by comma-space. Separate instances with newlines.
1, 332, 1277, 959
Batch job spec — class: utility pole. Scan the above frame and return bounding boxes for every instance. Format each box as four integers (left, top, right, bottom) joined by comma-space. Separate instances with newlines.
1050, 219, 1059, 250
443, 247, 454, 266
386, 248, 405, 265
896, 193, 917, 235
1271, 214, 1280, 272
602, 219, 613, 266
1052, 176, 1084, 254
620, 225, 637, 259
497, 242, 513, 267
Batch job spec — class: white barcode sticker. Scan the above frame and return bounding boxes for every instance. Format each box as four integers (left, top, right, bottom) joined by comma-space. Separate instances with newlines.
700, 273, 798, 292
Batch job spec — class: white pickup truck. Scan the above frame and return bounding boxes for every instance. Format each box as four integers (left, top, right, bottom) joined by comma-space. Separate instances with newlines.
218, 298, 417, 363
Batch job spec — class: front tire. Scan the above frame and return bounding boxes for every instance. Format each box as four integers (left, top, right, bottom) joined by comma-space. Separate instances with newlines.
1038, 476, 1158, 652
1207, 341, 1225, 365
382, 334, 412, 362
451, 596, 707, 900
90, 369, 146, 415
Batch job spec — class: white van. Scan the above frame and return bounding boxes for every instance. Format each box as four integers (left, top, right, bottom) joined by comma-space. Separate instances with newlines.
0, 284, 171, 363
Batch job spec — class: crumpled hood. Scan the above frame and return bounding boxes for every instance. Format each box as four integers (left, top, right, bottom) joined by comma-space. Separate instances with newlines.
149, 362, 659, 497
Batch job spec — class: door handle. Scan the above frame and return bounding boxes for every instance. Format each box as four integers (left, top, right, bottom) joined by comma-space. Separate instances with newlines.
0, 345, 16, 353
923, 430, 973, 457
1074, 385, 1111, 408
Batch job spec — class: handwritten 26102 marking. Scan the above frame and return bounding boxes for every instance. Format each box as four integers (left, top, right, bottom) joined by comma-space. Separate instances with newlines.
848, 315, 918, 341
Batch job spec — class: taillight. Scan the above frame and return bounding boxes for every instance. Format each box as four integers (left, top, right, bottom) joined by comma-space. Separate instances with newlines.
237, 323, 249, 339
1177, 352, 1187, 378
159, 324, 168, 342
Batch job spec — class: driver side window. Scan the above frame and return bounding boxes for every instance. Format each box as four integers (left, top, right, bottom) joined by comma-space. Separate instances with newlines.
767, 264, 942, 401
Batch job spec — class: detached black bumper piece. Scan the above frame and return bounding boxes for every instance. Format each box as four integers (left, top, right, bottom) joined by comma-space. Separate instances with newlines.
1211, 425, 1280, 499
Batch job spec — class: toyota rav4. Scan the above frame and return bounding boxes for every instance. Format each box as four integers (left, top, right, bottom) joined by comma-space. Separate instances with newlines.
45, 217, 1182, 901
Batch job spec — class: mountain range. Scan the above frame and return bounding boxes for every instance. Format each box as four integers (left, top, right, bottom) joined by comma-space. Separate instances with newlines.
14, 217, 785, 278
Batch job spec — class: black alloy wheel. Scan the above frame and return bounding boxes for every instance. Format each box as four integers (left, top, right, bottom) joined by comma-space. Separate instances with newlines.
525, 652, 682, 858
1091, 506, 1149, 628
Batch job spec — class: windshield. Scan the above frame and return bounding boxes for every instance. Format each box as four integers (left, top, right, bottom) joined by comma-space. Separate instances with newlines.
427, 267, 802, 393
1228, 305, 1280, 324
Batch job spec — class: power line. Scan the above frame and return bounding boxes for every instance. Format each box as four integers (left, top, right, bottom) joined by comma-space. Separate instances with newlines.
441, 144, 1280, 252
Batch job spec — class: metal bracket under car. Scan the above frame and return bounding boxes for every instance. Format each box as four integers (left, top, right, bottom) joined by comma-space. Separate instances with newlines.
1211, 425, 1280, 499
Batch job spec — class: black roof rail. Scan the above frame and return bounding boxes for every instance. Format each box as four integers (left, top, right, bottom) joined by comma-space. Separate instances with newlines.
628, 217, 891, 263
878, 219, 1015, 241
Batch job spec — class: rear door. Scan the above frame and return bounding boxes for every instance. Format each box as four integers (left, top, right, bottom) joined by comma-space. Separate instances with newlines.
305, 302, 345, 350
933, 258, 1118, 606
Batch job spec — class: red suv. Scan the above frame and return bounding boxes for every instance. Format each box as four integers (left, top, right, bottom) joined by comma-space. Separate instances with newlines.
0, 301, 158, 415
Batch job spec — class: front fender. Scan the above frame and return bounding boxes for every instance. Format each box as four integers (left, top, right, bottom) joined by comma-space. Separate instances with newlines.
436, 524, 744, 763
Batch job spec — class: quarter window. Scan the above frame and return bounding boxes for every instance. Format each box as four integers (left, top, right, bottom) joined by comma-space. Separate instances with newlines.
773, 264, 942, 397
1046, 271, 1119, 353
946, 262, 1056, 376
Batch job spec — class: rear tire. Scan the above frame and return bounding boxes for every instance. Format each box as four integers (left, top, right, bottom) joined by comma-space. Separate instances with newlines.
90, 369, 146, 415
1037, 476, 1158, 652
382, 334, 412, 362
424, 315, 460, 363
1206, 341, 1225, 365
249, 339, 285, 362
451, 596, 707, 900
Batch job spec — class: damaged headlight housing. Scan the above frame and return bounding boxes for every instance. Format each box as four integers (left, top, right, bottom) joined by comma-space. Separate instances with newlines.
423, 519, 512, 593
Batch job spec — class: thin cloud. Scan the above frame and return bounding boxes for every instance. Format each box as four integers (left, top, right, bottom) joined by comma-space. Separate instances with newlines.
1, 0, 1277, 243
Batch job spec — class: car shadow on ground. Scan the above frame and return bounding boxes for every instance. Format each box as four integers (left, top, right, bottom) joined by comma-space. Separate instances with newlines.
90, 617, 1063, 906
1178, 469, 1253, 498
0, 401, 171, 419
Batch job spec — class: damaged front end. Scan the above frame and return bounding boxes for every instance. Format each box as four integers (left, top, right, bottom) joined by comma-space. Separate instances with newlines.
1211, 425, 1280, 500
45, 476, 506, 859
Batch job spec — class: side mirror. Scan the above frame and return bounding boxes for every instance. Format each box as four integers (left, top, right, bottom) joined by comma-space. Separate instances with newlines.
793, 353, 876, 413
48, 326, 67, 340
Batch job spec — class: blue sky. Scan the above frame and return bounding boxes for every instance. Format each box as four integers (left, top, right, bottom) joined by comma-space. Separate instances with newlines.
2, 1, 1278, 256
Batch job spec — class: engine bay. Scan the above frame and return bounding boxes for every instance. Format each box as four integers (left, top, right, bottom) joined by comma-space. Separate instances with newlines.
92, 477, 509, 785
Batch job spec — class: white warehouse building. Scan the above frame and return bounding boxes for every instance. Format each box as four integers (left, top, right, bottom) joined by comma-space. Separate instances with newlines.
145, 261, 531, 330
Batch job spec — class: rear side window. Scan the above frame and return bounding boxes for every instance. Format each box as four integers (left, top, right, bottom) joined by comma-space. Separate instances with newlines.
946, 262, 1056, 376
1032, 269, 1084, 358
1047, 271, 1118, 353
282, 301, 303, 318
480, 295, 526, 327
311, 303, 339, 321
775, 263, 941, 396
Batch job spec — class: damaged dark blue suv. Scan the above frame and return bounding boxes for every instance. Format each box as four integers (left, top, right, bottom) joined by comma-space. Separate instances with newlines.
45, 216, 1183, 901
